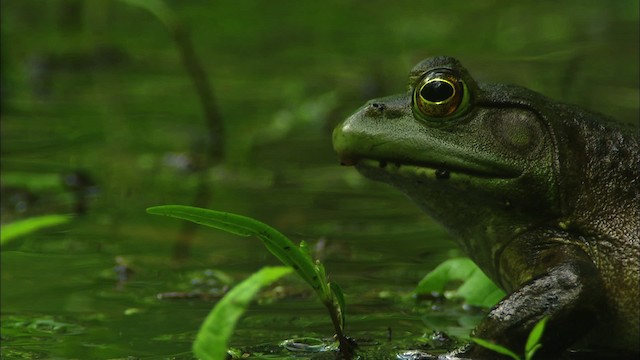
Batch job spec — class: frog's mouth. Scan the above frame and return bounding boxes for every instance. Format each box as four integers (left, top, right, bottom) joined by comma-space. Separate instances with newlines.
332, 117, 524, 181
340, 156, 521, 180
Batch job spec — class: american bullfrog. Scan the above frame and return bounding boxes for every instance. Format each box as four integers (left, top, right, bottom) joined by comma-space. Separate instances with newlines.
333, 56, 639, 359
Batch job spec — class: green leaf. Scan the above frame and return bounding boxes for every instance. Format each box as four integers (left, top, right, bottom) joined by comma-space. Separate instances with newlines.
525, 317, 548, 359
193, 266, 292, 360
148, 205, 352, 355
525, 317, 548, 351
471, 337, 521, 360
298, 240, 314, 263
1, 214, 71, 246
330, 282, 346, 330
416, 257, 506, 308
146, 205, 325, 297
457, 269, 506, 308
525, 343, 542, 360
416, 257, 476, 293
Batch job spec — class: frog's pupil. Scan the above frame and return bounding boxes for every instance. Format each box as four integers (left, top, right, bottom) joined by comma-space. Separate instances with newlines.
422, 80, 454, 103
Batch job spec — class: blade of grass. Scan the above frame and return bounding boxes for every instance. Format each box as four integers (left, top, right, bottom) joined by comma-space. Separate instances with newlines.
1, 214, 71, 246
147, 205, 354, 358
525, 317, 548, 351
471, 337, 520, 360
525, 317, 548, 359
193, 266, 292, 360
147, 205, 325, 299
526, 344, 542, 360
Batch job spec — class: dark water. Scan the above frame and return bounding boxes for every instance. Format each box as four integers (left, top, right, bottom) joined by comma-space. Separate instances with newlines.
1, 1, 638, 359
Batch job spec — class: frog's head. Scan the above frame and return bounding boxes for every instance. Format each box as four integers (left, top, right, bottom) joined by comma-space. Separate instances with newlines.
333, 56, 560, 274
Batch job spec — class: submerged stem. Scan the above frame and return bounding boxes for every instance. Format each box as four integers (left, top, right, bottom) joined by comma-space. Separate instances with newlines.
326, 300, 355, 359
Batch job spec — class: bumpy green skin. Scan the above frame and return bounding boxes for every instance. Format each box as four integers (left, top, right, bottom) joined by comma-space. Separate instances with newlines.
333, 56, 639, 359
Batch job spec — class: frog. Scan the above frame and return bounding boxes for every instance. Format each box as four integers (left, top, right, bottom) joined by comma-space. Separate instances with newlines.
332, 56, 639, 359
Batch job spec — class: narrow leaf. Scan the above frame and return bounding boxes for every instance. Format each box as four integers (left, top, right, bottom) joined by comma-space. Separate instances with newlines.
1, 214, 71, 246
314, 261, 331, 302
525, 317, 548, 353
525, 343, 542, 360
471, 337, 520, 360
193, 266, 292, 360
147, 205, 324, 296
147, 205, 255, 236
298, 241, 314, 263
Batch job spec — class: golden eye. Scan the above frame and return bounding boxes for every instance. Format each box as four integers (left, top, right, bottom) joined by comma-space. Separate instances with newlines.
413, 70, 466, 118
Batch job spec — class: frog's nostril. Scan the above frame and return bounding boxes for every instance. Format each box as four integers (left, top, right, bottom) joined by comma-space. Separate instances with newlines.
364, 103, 387, 117
371, 103, 386, 112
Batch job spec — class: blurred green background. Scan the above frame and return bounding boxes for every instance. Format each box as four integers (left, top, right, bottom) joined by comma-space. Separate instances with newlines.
1, 0, 638, 358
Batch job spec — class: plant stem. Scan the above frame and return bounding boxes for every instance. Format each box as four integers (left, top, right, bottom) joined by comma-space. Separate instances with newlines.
325, 301, 355, 359
170, 23, 224, 162
165, 11, 224, 258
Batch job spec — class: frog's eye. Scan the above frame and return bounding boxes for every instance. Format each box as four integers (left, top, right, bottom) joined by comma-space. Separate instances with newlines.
413, 70, 467, 119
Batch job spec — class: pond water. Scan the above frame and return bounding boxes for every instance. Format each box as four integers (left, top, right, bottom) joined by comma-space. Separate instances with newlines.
1, 1, 638, 359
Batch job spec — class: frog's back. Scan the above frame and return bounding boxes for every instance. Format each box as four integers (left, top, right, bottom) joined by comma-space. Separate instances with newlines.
554, 105, 639, 350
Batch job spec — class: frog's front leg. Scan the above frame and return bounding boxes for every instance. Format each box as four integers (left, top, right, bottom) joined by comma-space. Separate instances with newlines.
454, 231, 606, 359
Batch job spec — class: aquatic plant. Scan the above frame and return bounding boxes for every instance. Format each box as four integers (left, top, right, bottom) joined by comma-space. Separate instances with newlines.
193, 266, 292, 360
471, 317, 549, 360
147, 205, 354, 358
416, 257, 505, 308
1, 214, 70, 247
